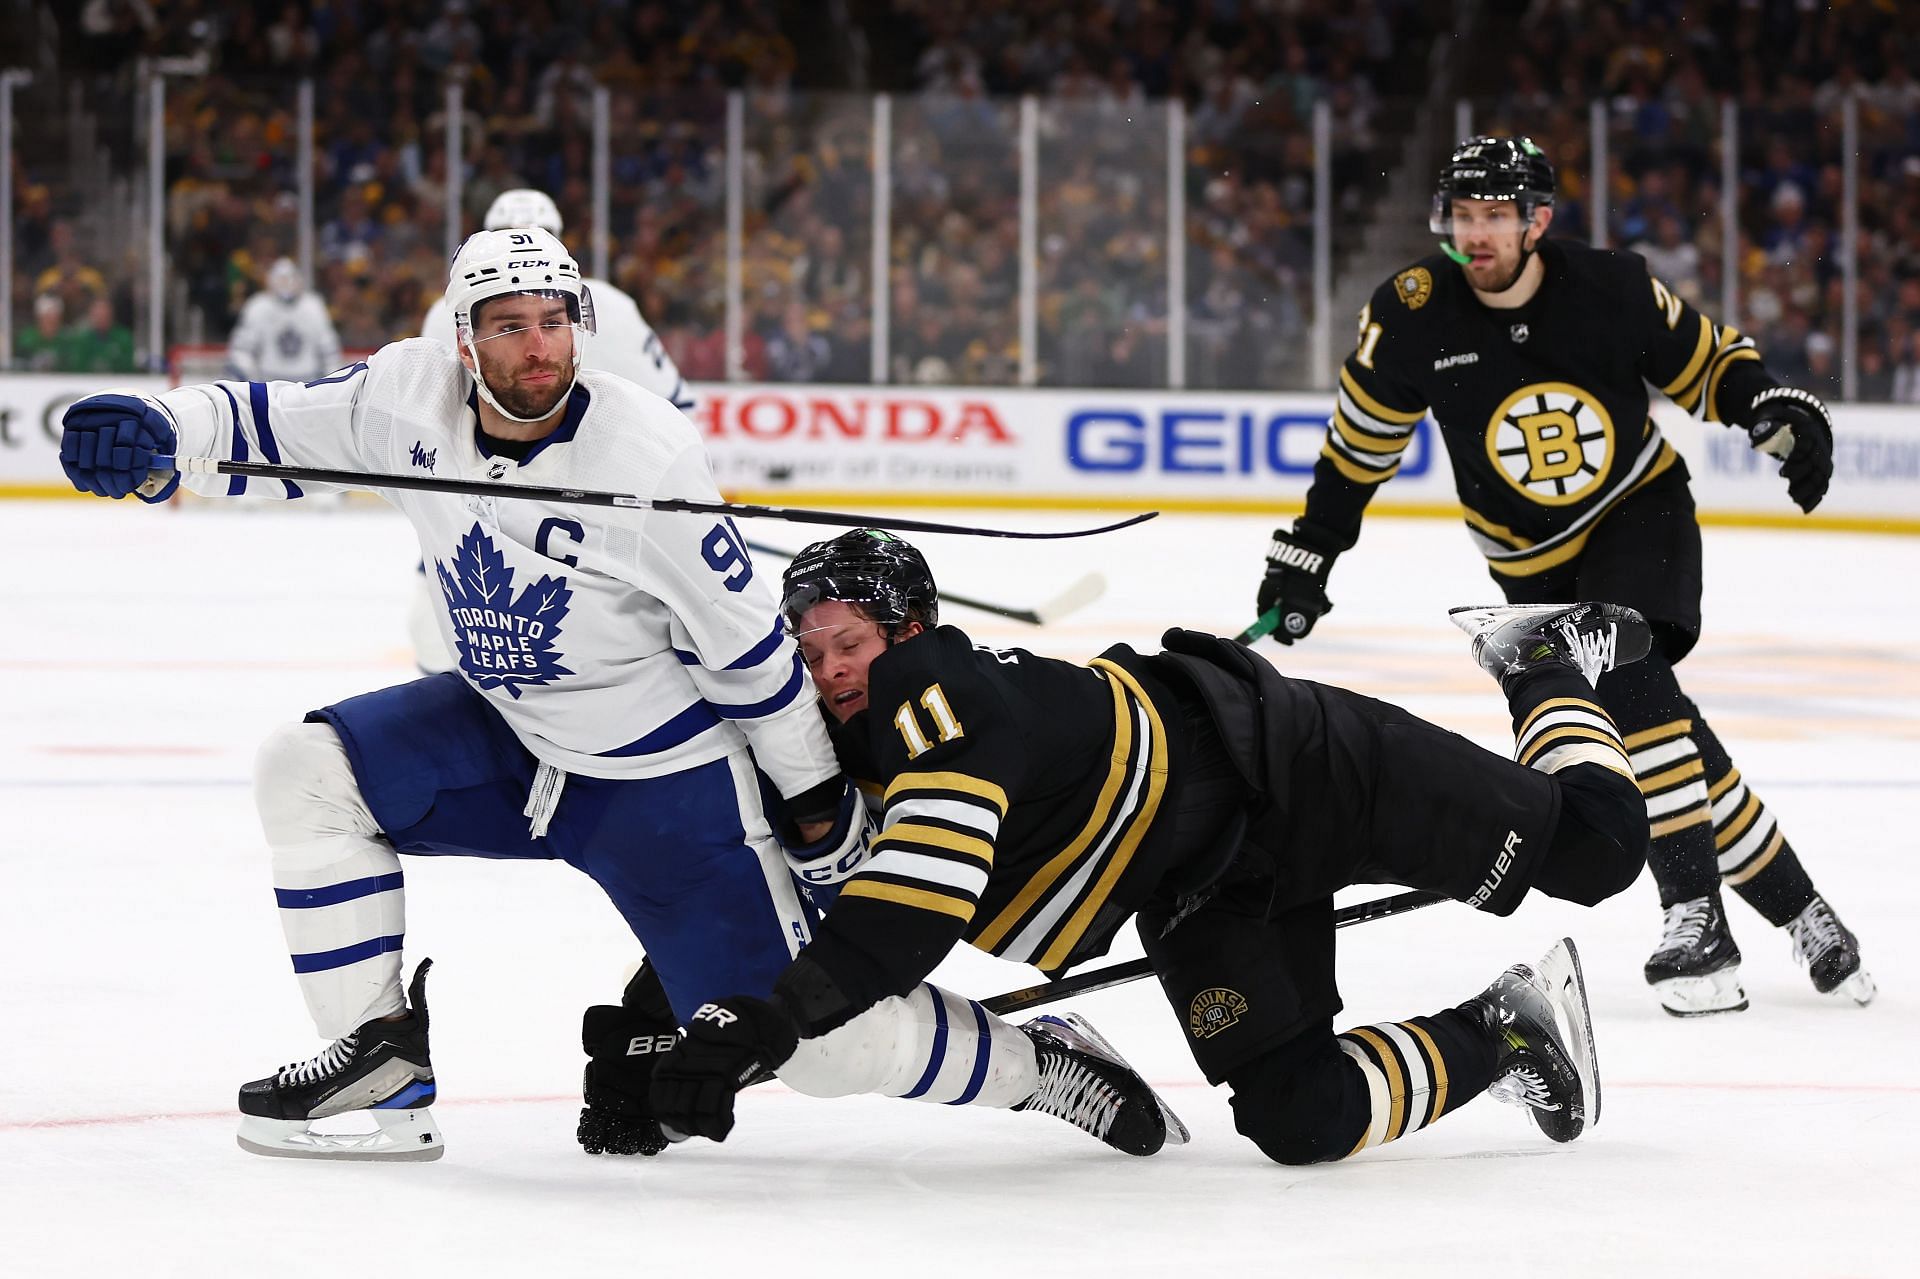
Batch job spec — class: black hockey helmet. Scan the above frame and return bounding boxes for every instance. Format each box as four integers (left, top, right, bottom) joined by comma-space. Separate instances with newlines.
1430, 135, 1556, 237
781, 529, 939, 637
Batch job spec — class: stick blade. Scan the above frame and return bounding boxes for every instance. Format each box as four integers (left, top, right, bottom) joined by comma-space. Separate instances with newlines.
1030, 571, 1107, 625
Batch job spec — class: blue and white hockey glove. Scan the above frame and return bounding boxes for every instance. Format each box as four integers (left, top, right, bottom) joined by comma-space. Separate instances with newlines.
782, 779, 874, 911
649, 994, 801, 1143
60, 393, 179, 502
1746, 386, 1833, 514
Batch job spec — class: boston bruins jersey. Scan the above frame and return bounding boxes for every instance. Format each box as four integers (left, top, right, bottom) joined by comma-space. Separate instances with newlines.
1303, 238, 1780, 578
801, 626, 1189, 1010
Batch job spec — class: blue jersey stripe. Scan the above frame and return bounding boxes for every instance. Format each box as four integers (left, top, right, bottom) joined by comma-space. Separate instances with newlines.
290, 933, 404, 974
275, 872, 405, 910
598, 699, 722, 757
711, 655, 805, 721
901, 984, 951, 1100
248, 381, 302, 498
218, 384, 249, 496
947, 1000, 995, 1106
725, 622, 787, 672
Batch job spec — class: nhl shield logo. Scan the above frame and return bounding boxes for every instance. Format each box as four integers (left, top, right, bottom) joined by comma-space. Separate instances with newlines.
1396, 267, 1433, 310
1510, 322, 1530, 343
1189, 987, 1250, 1040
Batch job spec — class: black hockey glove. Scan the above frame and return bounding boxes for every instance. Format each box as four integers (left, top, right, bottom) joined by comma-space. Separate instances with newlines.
1746, 386, 1834, 514
648, 995, 800, 1144
577, 962, 680, 1157
1254, 524, 1339, 644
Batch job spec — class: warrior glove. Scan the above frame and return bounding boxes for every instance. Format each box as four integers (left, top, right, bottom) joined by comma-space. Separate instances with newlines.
1746, 386, 1834, 514
1255, 524, 1340, 644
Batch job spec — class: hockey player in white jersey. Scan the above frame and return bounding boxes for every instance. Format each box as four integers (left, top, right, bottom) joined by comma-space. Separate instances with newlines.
227, 257, 344, 383
413, 188, 694, 674
57, 228, 1173, 1164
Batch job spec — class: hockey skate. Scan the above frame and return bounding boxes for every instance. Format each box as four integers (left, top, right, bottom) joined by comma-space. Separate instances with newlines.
1644, 895, 1748, 1017
1787, 896, 1876, 1006
236, 960, 442, 1161
1466, 938, 1599, 1143
1449, 602, 1651, 689
1013, 1013, 1190, 1156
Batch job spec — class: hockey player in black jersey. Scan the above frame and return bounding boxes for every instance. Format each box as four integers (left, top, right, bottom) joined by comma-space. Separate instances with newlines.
1253, 135, 1874, 1016
645, 529, 1653, 1165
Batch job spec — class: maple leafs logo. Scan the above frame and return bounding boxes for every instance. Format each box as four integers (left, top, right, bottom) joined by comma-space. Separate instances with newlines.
434, 523, 575, 698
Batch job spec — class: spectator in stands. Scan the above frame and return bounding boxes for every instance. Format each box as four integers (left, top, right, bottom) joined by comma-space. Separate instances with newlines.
1893, 329, 1920, 404
62, 297, 137, 374
764, 302, 833, 383
15, 294, 68, 372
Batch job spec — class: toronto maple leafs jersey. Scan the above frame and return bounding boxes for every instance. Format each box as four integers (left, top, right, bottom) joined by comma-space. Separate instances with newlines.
144, 339, 833, 795
421, 279, 696, 413
1302, 238, 1781, 579
226, 291, 344, 383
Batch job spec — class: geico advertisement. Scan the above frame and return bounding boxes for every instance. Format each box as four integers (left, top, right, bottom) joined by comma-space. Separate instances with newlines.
688, 384, 1456, 501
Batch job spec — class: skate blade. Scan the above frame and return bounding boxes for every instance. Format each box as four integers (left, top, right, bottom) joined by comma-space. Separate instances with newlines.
1051, 1012, 1191, 1147
1825, 969, 1876, 1007
1537, 937, 1598, 1138
1651, 967, 1749, 1017
236, 1107, 444, 1162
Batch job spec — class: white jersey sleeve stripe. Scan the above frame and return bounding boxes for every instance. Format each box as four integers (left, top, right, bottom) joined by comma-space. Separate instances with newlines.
710, 655, 809, 720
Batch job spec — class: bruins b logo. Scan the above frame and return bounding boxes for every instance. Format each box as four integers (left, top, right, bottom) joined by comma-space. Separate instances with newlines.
1484, 382, 1615, 506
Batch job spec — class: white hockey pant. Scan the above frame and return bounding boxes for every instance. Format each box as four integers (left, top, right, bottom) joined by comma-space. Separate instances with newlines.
254, 721, 407, 1040
778, 983, 1039, 1108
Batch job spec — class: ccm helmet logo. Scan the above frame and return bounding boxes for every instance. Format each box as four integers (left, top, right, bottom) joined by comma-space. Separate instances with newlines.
505, 258, 555, 269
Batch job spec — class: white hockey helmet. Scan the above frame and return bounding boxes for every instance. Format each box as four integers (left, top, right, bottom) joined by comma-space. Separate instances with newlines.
446, 227, 597, 422
267, 257, 303, 300
483, 188, 564, 235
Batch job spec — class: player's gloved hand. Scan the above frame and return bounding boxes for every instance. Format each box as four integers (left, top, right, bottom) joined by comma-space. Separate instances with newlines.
782, 779, 874, 912
648, 994, 800, 1143
1746, 386, 1833, 514
1255, 524, 1339, 644
577, 960, 680, 1156
59, 393, 179, 502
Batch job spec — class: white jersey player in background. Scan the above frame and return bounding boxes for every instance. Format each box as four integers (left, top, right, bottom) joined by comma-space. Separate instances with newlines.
412, 188, 695, 673
227, 257, 344, 383
56, 228, 1168, 1164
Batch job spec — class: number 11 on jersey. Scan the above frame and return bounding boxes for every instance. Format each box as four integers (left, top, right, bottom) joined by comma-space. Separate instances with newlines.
894, 683, 964, 758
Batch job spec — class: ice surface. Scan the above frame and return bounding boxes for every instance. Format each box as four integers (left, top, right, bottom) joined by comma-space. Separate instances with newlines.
4, 500, 1914, 1277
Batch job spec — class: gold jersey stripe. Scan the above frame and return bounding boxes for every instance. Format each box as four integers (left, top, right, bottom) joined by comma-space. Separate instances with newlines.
1521, 725, 1632, 767
1650, 807, 1713, 839
839, 878, 977, 922
1714, 792, 1764, 851
1320, 440, 1401, 486
1036, 659, 1171, 971
1484, 447, 1680, 577
1339, 366, 1427, 424
1344, 1026, 1409, 1143
1661, 314, 1715, 399
1637, 759, 1707, 795
1403, 1021, 1449, 1126
1624, 719, 1694, 751
1518, 697, 1611, 739
971, 670, 1136, 952
1332, 409, 1415, 454
1707, 767, 1743, 803
1706, 344, 1762, 423
874, 821, 995, 866
1724, 828, 1785, 884
884, 770, 1009, 816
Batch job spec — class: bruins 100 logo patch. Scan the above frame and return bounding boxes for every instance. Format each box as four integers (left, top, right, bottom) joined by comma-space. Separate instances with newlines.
1189, 987, 1250, 1039
1395, 267, 1433, 310
1483, 381, 1615, 506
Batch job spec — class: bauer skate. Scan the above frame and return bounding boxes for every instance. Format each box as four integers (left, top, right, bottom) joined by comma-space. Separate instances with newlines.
236, 960, 442, 1161
1644, 895, 1748, 1017
1449, 602, 1651, 690
1466, 938, 1600, 1143
1787, 895, 1876, 1007
1013, 1013, 1189, 1156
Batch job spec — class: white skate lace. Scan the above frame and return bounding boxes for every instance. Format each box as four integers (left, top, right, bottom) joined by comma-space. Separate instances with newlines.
1557, 617, 1616, 684
1488, 1063, 1561, 1113
1788, 899, 1845, 965
1022, 1047, 1122, 1140
1654, 898, 1711, 955
275, 1032, 359, 1087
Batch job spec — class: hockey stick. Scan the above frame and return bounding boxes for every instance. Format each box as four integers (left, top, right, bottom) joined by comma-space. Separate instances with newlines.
743, 537, 1107, 626
152, 456, 1157, 541
980, 889, 1446, 1016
